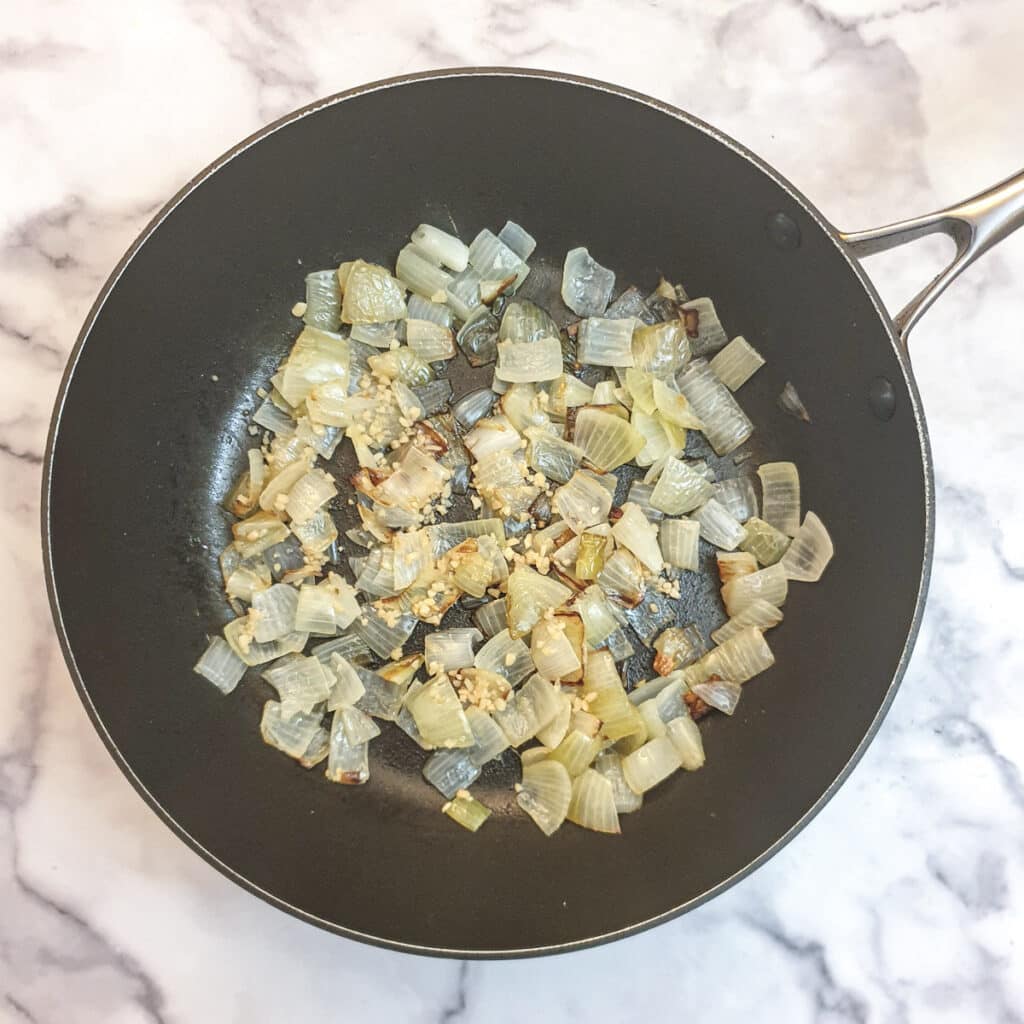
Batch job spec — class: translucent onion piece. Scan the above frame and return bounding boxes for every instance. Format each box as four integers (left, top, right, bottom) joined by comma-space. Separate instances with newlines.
709, 335, 764, 391
279, 326, 350, 407
291, 508, 338, 554
666, 716, 706, 770
548, 730, 602, 776
652, 378, 704, 430
225, 616, 308, 667
375, 446, 450, 511
294, 585, 337, 636
463, 414, 522, 460
606, 285, 655, 324
567, 769, 621, 834
659, 518, 701, 571
692, 679, 742, 716
407, 293, 454, 327
711, 598, 784, 645
325, 712, 370, 784
353, 665, 408, 721
367, 347, 433, 387
472, 598, 507, 638
397, 244, 452, 301
779, 511, 834, 582
570, 408, 640, 473
408, 676, 474, 748
391, 530, 431, 591
313, 632, 372, 667
520, 746, 552, 767
527, 431, 584, 485
694, 499, 748, 551
350, 321, 398, 348
258, 457, 314, 513
261, 702, 325, 761
423, 748, 480, 798
757, 462, 801, 537
622, 591, 675, 645
553, 470, 613, 533
710, 476, 757, 524
622, 737, 681, 794
426, 518, 505, 558
575, 530, 608, 580
252, 584, 299, 643
686, 627, 774, 688
500, 300, 558, 345
650, 456, 714, 515
575, 585, 620, 645
577, 316, 635, 367
681, 297, 729, 357
778, 380, 811, 422
424, 627, 483, 673
739, 517, 792, 567
339, 705, 381, 745
355, 547, 399, 597
411, 224, 469, 272
457, 311, 499, 367
495, 337, 563, 383
442, 791, 492, 832
517, 760, 572, 836
351, 607, 416, 659
594, 750, 643, 813
630, 409, 675, 468
253, 397, 296, 436
452, 388, 497, 430
561, 247, 615, 316
628, 674, 679, 706
721, 563, 788, 616
474, 628, 535, 685
535, 690, 573, 749
492, 688, 542, 746
193, 636, 247, 694
411, 379, 453, 418
468, 229, 526, 281
589, 683, 643, 743
322, 574, 361, 629
531, 619, 582, 681
520, 675, 567, 733
326, 653, 366, 709
652, 625, 706, 675
286, 469, 337, 524
394, 683, 433, 750
716, 551, 758, 586
637, 699, 667, 740
612, 503, 664, 572
676, 358, 753, 456
341, 260, 407, 325
404, 319, 456, 362
465, 706, 510, 766
562, 374, 595, 408
631, 321, 689, 378
596, 549, 645, 607
497, 220, 537, 261
625, 481, 663, 522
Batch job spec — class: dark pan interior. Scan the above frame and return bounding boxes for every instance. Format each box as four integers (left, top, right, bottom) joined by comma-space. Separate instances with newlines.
45, 72, 928, 956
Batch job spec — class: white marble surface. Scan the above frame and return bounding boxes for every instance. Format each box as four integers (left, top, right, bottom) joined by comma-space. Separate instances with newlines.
2, 1, 1023, 1020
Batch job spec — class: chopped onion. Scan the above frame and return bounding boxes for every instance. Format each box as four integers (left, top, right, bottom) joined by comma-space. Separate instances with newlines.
468, 228, 527, 281
286, 469, 337, 524
472, 598, 507, 638
562, 374, 595, 408
407, 676, 474, 748
422, 749, 481, 798
659, 518, 701, 571
351, 607, 416, 659
517, 760, 572, 835
553, 470, 613, 533
303, 269, 342, 332
326, 654, 366, 709
708, 335, 765, 391
757, 462, 801, 537
780, 511, 834, 582
500, 300, 558, 345
677, 358, 753, 456
712, 476, 758, 524
577, 317, 635, 367
721, 563, 788, 616
531, 618, 582, 680
567, 769, 621, 833
465, 706, 510, 765
631, 321, 688, 378
497, 220, 537, 261
694, 499, 748, 551
353, 664, 408, 720
622, 737, 681, 794
686, 626, 774, 687
574, 585, 620, 645
535, 690, 573, 748
405, 319, 456, 361
495, 337, 563, 383
594, 750, 643, 813
691, 680, 742, 716
650, 456, 714, 515
716, 551, 758, 586
778, 380, 811, 422
561, 247, 615, 317
573, 407, 644, 471
527, 431, 583, 485
588, 682, 643, 742
411, 379, 453, 417
424, 627, 482, 673
612, 503, 664, 572
374, 446, 450, 511
596, 549, 645, 607
680, 297, 728, 357
739, 516, 792, 566
456, 310, 499, 366
407, 293, 453, 327
442, 791, 491, 832
652, 625, 706, 675
313, 631, 372, 667
252, 584, 299, 643
279, 326, 350, 407
350, 321, 399, 348
452, 388, 497, 430
652, 378, 703, 430
463, 414, 522, 459
325, 710, 370, 784
492, 687, 542, 745
411, 224, 469, 272
548, 729, 602, 776
396, 244, 452, 301
261, 702, 324, 761
193, 636, 247, 694
294, 584, 338, 635
341, 260, 407, 325
666, 715, 705, 770
711, 598, 783, 645
253, 396, 297, 436
339, 705, 381, 745
475, 628, 535, 685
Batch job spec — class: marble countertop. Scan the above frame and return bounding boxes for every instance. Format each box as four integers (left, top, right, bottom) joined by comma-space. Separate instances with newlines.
3, 1, 1023, 1020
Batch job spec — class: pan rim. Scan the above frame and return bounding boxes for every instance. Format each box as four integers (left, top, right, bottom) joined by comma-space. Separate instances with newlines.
40, 66, 934, 959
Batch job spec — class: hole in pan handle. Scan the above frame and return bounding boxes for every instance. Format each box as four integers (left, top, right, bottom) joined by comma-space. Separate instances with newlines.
838, 167, 1024, 349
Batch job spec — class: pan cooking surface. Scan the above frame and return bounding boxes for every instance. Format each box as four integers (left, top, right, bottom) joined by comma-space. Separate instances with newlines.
44, 70, 931, 956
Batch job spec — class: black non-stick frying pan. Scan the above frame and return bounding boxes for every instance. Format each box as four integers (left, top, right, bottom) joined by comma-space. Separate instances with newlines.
42, 69, 1024, 957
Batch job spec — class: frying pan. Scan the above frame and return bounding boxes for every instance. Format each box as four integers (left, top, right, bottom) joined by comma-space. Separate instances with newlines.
42, 69, 1024, 958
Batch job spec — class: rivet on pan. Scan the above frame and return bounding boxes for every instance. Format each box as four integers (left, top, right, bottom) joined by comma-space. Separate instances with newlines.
868, 376, 897, 421
765, 211, 801, 251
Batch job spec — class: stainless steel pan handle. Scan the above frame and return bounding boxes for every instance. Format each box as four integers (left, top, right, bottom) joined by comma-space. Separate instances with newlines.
839, 168, 1024, 347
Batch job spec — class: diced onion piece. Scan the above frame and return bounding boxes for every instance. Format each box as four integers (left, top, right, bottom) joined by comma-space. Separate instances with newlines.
279, 327, 351, 407
327, 654, 366, 709
589, 683, 643, 743
408, 676, 474, 748
375, 446, 450, 511
721, 563, 788, 616
291, 509, 338, 554
519, 675, 566, 732
392, 529, 431, 590
495, 337, 563, 383
631, 321, 689, 378
424, 627, 482, 673
694, 499, 748, 551
686, 626, 775, 687
553, 470, 613, 533
711, 598, 783, 645
548, 729, 602, 776
650, 456, 714, 515
659, 518, 701, 571
423, 749, 481, 798
352, 607, 416, 659
285, 469, 337, 524
612, 503, 663, 572
193, 636, 247, 694
465, 706, 510, 766
303, 269, 341, 332
535, 690, 573, 749
666, 715, 706, 770
757, 462, 801, 537
575, 530, 607, 580
261, 702, 324, 761
442, 791, 491, 832
567, 769, 621, 833
573, 407, 644, 472
350, 321, 399, 348
492, 687, 541, 746
426, 518, 505, 557
740, 516, 791, 566
338, 705, 381, 745
452, 388, 497, 430
294, 584, 337, 635
577, 317, 635, 367
596, 549, 645, 607
681, 297, 728, 356
677, 358, 753, 456
652, 378, 703, 429
778, 380, 811, 422
252, 584, 299, 642
405, 319, 456, 361
574, 585, 620, 645
692, 679, 742, 716
463, 414, 522, 460
325, 711, 370, 784
531, 618, 582, 681
397, 244, 453, 301
468, 228, 526, 281
526, 431, 583, 485
472, 598, 507, 638
594, 750, 643, 813
474, 628, 535, 685
780, 511, 834, 582
341, 260, 407, 325
561, 247, 615, 316
562, 374, 595, 408
411, 224, 469, 272
497, 221, 537, 260
716, 551, 758, 585
500, 300, 558, 345
709, 336, 764, 390
622, 737, 681, 794
407, 293, 453, 327
517, 760, 572, 836
322, 574, 360, 629
224, 616, 308, 667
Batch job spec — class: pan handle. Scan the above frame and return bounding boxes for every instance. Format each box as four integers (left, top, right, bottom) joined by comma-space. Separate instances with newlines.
838, 168, 1024, 347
